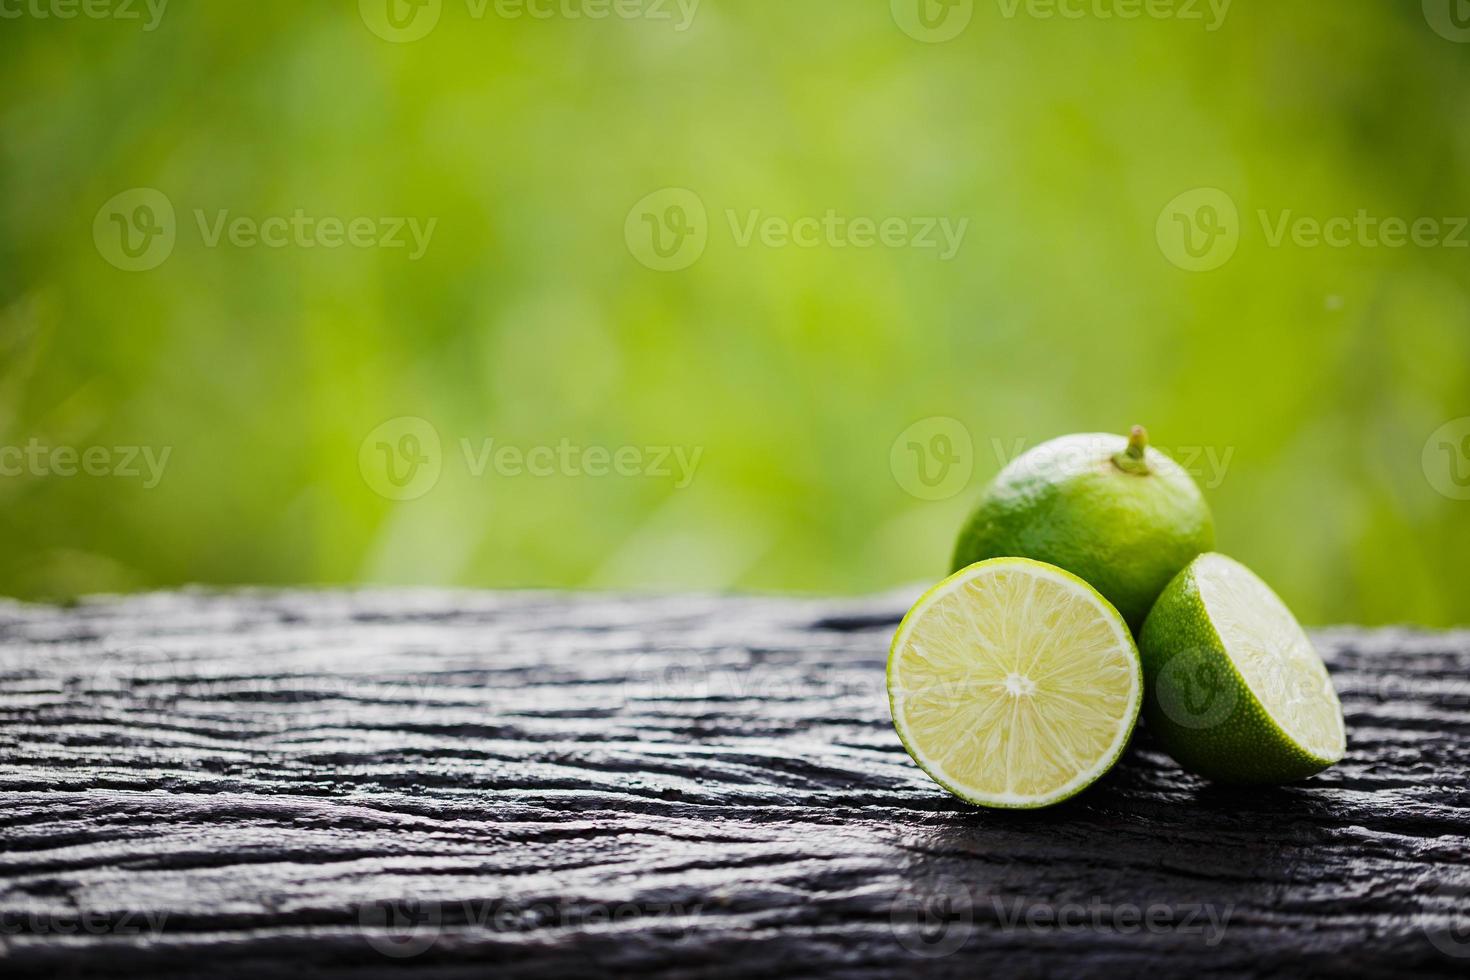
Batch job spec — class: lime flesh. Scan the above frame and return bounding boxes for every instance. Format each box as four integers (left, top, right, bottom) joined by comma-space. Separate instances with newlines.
888, 558, 1142, 808
1139, 553, 1346, 783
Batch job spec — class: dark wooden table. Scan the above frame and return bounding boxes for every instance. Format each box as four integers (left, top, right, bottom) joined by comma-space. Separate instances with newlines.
1, 590, 1467, 978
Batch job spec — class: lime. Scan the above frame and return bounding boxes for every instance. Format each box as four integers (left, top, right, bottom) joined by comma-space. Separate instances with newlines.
888, 557, 1142, 808
952, 427, 1214, 631
1138, 553, 1346, 783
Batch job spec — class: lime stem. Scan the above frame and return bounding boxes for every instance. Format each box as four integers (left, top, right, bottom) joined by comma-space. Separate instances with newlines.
1112, 425, 1151, 475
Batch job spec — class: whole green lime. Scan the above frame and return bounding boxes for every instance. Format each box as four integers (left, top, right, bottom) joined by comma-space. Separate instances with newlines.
952, 427, 1214, 631
1137, 553, 1345, 783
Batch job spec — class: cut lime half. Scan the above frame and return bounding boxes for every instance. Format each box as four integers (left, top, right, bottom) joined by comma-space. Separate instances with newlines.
1139, 553, 1346, 783
888, 558, 1143, 809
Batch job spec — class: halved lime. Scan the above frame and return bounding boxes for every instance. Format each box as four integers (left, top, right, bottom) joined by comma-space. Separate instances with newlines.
1139, 553, 1346, 783
888, 558, 1143, 808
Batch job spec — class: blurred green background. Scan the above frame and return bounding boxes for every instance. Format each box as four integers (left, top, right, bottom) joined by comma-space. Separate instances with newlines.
1, 2, 1467, 625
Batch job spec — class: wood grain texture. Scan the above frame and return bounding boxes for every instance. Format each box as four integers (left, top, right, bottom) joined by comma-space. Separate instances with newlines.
0, 589, 1467, 978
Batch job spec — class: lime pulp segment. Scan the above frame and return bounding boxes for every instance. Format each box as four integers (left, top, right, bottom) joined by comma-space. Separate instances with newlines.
888, 558, 1142, 808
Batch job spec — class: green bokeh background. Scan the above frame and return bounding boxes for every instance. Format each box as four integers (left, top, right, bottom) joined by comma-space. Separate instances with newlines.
1, 2, 1467, 625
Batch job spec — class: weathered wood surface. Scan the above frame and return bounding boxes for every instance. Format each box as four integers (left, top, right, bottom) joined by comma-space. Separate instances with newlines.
0, 589, 1467, 979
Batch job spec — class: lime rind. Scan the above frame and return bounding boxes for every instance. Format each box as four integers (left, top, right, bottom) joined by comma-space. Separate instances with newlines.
888, 558, 1143, 809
